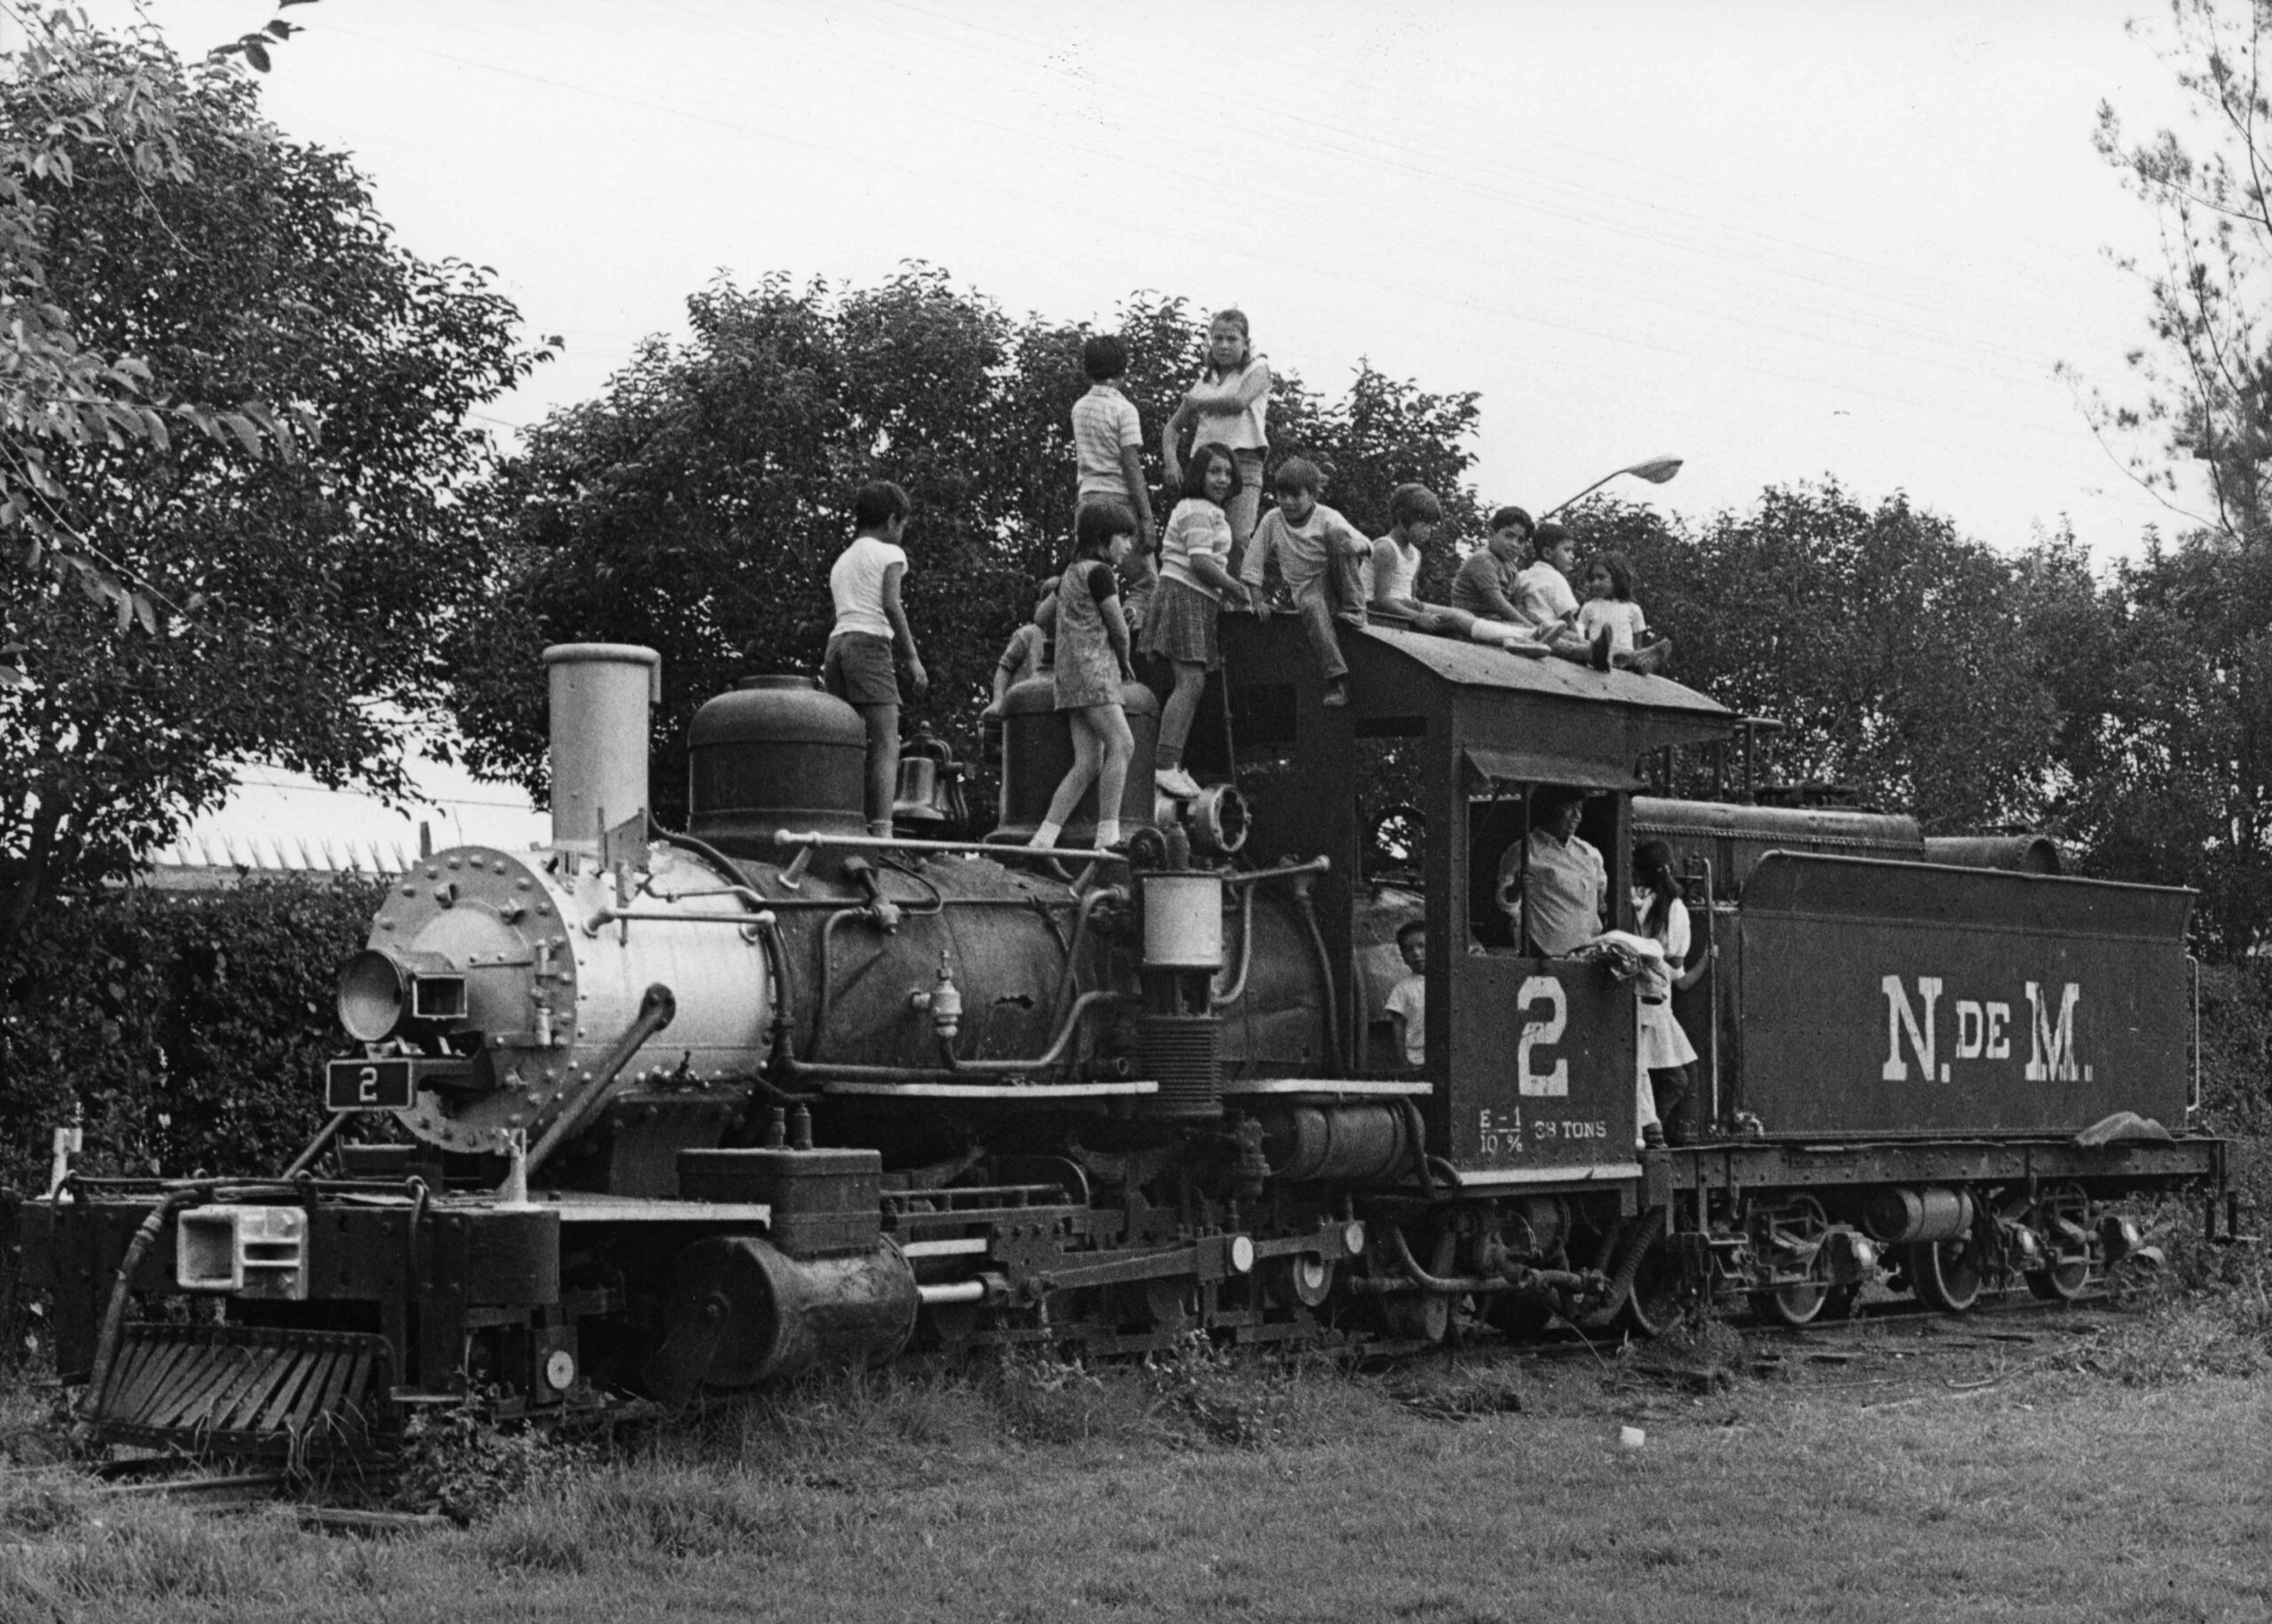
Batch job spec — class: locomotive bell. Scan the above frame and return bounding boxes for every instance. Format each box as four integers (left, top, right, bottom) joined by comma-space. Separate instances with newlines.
892, 726, 966, 827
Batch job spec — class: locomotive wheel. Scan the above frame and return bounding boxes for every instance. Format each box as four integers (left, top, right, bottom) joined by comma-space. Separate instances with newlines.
1749, 1281, 1828, 1328
1905, 1237, 1984, 1313
2024, 1256, 2092, 1302
1607, 1215, 1684, 1339
1381, 1228, 1458, 1344
1619, 1240, 1684, 1338
2025, 1186, 2094, 1303
1751, 1198, 1833, 1327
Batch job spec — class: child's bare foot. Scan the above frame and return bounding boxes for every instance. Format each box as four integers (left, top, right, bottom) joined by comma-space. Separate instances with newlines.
1322, 677, 1350, 708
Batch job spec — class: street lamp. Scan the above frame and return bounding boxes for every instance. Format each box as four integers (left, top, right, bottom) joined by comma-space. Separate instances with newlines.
1540, 455, 1684, 519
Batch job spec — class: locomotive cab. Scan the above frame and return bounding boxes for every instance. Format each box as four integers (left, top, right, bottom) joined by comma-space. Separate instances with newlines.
1213, 613, 1731, 1182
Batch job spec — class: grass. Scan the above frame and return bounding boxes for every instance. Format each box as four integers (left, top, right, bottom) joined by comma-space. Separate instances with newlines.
0, 1288, 2265, 1624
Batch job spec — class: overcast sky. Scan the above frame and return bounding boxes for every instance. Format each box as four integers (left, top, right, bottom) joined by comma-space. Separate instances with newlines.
58, 1, 2219, 562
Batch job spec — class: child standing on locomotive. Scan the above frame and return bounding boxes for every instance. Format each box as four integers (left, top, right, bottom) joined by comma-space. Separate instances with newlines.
1143, 443, 1250, 800
1071, 335, 1157, 636
1031, 502, 1140, 851
824, 479, 928, 838
1239, 456, 1373, 708
1164, 309, 1272, 572
1632, 839, 1699, 1146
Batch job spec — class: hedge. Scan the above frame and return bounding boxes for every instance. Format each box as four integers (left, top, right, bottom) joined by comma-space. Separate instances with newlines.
0, 877, 384, 1196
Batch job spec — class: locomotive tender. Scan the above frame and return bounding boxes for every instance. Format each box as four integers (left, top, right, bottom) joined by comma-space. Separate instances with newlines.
21, 619, 2231, 1455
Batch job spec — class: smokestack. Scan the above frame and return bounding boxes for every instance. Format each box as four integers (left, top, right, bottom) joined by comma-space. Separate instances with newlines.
542, 643, 662, 850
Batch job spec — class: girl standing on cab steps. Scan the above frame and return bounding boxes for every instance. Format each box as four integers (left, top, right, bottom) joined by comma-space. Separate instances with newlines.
1164, 310, 1272, 572
1031, 503, 1140, 852
1633, 839, 1700, 1147
1142, 443, 1250, 800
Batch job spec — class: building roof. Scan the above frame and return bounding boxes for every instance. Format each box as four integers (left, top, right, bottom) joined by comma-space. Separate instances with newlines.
141, 758, 548, 888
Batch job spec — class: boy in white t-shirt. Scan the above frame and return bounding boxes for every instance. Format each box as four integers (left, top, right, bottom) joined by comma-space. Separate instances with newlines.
1384, 919, 1428, 1069
1071, 335, 1157, 634
1515, 522, 1593, 662
823, 480, 928, 836
1365, 483, 1443, 614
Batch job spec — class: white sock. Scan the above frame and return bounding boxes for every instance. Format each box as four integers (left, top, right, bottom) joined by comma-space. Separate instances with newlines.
1095, 819, 1121, 847
1030, 820, 1061, 849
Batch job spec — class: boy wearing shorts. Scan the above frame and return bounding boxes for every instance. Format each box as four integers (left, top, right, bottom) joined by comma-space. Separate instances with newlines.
1071, 335, 1156, 634
824, 480, 928, 837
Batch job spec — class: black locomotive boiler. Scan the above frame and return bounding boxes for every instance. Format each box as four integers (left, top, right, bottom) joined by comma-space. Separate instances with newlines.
21, 621, 2231, 1455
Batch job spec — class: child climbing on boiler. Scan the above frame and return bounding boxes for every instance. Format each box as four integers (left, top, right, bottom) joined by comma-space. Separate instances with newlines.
987, 575, 1058, 712
1239, 457, 1371, 707
1031, 503, 1139, 851
1142, 442, 1250, 800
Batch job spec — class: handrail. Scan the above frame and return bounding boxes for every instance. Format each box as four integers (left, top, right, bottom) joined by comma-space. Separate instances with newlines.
940, 989, 1126, 1076
525, 984, 678, 1177
771, 828, 1124, 864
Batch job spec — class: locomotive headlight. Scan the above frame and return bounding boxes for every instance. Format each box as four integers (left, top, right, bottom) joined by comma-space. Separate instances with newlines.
337, 950, 409, 1043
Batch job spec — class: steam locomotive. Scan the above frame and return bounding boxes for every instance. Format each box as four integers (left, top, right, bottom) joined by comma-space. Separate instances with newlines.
20, 618, 2232, 1455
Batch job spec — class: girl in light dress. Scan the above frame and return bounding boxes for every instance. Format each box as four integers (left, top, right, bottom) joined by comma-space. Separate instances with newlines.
1030, 503, 1138, 851
1632, 839, 1702, 1145
1577, 551, 1671, 675
1141, 443, 1250, 800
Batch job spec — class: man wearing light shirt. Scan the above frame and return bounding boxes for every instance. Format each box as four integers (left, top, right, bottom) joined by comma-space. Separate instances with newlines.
1497, 785, 1607, 956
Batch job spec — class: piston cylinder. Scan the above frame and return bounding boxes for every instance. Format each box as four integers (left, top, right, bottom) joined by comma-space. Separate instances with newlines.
648, 1234, 917, 1391
544, 643, 662, 850
1258, 1104, 1414, 1184
1860, 1186, 1975, 1245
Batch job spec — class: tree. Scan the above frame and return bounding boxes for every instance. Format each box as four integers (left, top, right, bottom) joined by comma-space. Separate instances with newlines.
2087, 0, 2272, 545
0, 20, 533, 940
1588, 483, 2065, 832
2030, 533, 2272, 957
449, 272, 1486, 827
2063, 0, 2272, 955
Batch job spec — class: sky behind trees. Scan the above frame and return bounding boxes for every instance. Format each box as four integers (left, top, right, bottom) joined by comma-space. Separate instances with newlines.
52, 0, 2211, 561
